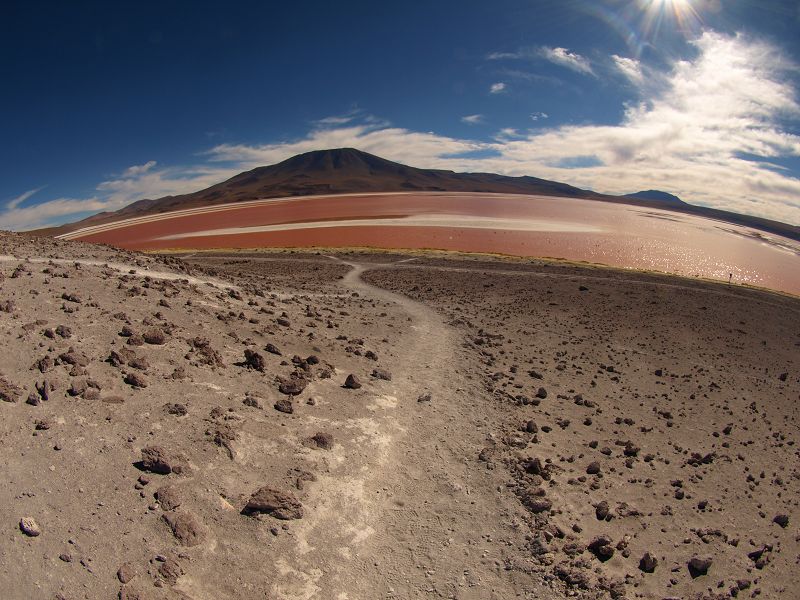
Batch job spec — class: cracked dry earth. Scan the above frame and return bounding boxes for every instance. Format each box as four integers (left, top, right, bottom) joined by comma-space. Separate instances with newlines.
0, 234, 798, 600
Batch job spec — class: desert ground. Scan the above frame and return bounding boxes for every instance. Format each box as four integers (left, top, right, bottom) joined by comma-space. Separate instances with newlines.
0, 233, 798, 600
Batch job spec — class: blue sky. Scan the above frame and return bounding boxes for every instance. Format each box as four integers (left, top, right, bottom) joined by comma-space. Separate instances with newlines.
2, 0, 800, 229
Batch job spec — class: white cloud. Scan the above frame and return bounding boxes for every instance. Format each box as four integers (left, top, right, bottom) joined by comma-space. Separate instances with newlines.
3, 32, 799, 230
611, 55, 644, 84
487, 51, 522, 60
6, 187, 44, 210
123, 160, 157, 177
540, 46, 595, 76
489, 82, 507, 94
461, 114, 484, 124
530, 112, 549, 121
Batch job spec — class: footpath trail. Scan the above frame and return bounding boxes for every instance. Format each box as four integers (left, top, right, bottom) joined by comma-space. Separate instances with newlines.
271, 258, 545, 600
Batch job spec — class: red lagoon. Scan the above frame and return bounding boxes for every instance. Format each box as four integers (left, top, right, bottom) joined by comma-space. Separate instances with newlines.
61, 193, 800, 295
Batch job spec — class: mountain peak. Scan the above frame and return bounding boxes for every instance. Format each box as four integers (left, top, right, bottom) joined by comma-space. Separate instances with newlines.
625, 190, 686, 204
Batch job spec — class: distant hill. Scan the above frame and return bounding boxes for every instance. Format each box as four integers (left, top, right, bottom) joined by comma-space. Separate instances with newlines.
34, 148, 799, 241
625, 190, 686, 205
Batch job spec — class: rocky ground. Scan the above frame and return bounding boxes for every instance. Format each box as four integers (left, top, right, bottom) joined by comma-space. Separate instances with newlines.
0, 235, 797, 599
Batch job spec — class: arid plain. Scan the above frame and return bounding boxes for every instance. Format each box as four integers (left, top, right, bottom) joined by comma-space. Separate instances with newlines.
1, 229, 797, 600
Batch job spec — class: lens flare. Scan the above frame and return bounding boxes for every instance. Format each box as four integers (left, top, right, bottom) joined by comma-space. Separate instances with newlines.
581, 1, 706, 57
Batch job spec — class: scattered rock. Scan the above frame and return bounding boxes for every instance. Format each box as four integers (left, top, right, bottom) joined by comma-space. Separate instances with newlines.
586, 461, 601, 475
773, 514, 789, 528
0, 376, 22, 403
155, 485, 182, 511
274, 398, 294, 414
243, 349, 266, 372
139, 446, 184, 475
19, 517, 41, 537
688, 556, 712, 578
124, 372, 148, 389
308, 432, 334, 450
639, 552, 658, 573
142, 328, 167, 345
242, 487, 303, 519
278, 377, 307, 395
162, 511, 205, 546
587, 536, 615, 561
371, 368, 392, 380
117, 563, 136, 584
343, 374, 362, 389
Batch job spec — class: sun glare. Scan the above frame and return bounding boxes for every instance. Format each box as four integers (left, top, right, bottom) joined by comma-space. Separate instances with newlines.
639, 0, 703, 39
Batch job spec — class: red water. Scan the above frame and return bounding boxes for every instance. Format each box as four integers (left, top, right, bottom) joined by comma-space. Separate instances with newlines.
75, 193, 800, 295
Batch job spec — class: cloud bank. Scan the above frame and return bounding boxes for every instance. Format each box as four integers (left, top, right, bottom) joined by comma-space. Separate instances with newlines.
2, 31, 799, 230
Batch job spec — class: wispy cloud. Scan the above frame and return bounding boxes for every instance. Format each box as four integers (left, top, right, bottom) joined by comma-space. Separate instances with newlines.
539, 46, 595, 76
6, 187, 45, 210
489, 82, 507, 94
2, 32, 798, 230
123, 160, 157, 177
530, 112, 549, 121
461, 114, 484, 124
612, 55, 644, 84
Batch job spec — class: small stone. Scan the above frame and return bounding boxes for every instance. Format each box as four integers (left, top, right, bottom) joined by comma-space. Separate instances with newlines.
639, 552, 658, 573
688, 556, 712, 577
140, 446, 183, 475
343, 374, 362, 389
587, 536, 615, 561
773, 514, 789, 528
371, 368, 392, 381
142, 328, 167, 345
586, 461, 601, 475
595, 500, 610, 520
155, 485, 182, 511
19, 517, 41, 537
162, 512, 205, 546
309, 432, 334, 450
243, 349, 266, 372
242, 487, 303, 519
278, 378, 306, 396
124, 372, 148, 389
117, 563, 136, 583
274, 398, 294, 414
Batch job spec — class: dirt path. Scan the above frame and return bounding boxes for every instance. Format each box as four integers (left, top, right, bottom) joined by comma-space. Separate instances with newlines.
270, 258, 545, 599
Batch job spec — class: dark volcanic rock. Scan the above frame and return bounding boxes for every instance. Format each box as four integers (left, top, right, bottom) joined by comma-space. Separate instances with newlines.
124, 372, 148, 388
688, 556, 713, 578
243, 349, 266, 372
274, 398, 294, 414
773, 514, 789, 528
587, 536, 615, 561
278, 377, 307, 396
595, 500, 610, 520
344, 374, 362, 389
586, 461, 601, 475
142, 328, 167, 345
639, 552, 658, 573
242, 487, 303, 519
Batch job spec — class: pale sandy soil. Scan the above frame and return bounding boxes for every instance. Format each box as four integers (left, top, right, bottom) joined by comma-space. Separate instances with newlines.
0, 233, 797, 600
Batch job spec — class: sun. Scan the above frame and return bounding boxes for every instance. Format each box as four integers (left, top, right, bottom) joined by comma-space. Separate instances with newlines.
638, 0, 703, 38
